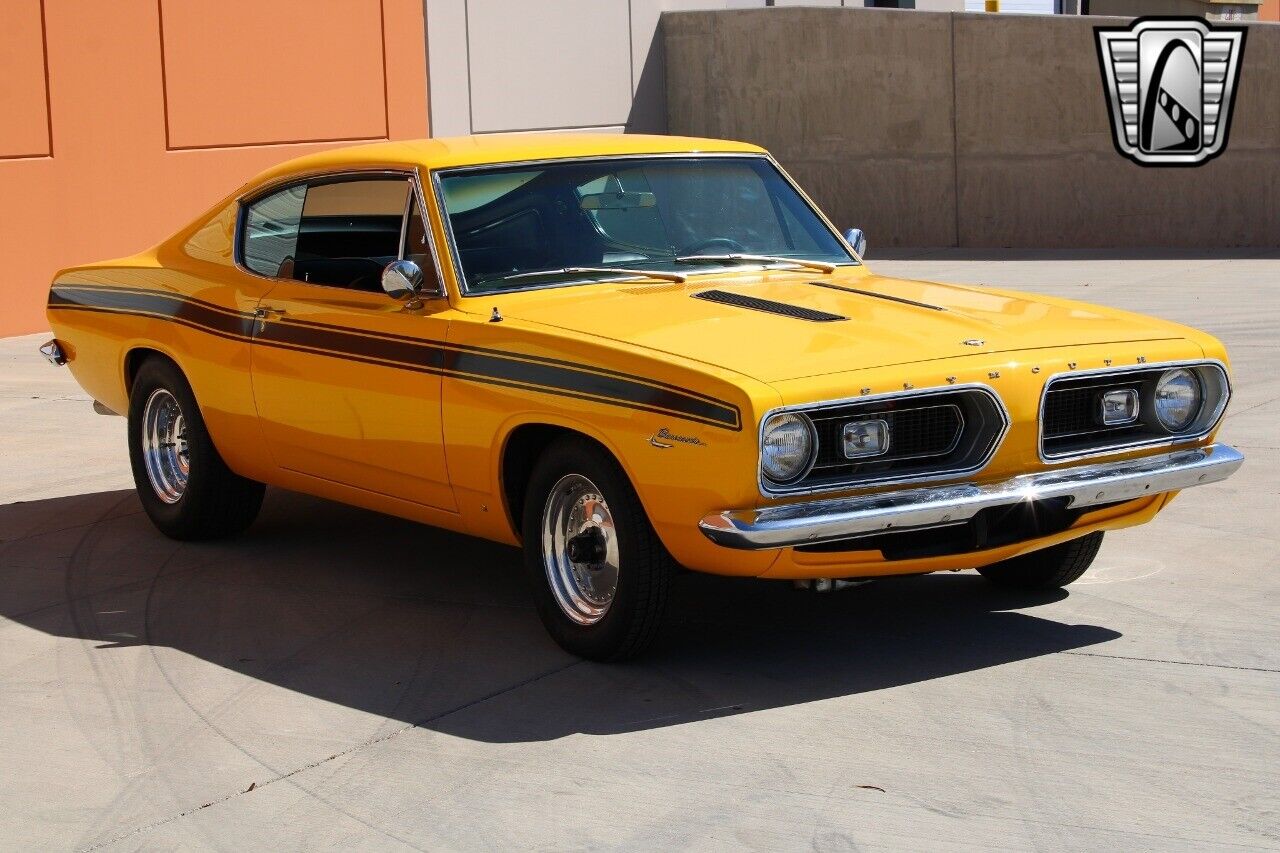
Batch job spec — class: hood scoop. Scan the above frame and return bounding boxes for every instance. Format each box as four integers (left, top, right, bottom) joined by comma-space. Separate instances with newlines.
692, 289, 847, 322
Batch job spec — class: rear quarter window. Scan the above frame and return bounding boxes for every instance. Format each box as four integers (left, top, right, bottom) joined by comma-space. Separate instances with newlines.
242, 185, 305, 277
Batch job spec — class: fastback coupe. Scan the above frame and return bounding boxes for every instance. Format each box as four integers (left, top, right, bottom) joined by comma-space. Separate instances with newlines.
43, 134, 1243, 659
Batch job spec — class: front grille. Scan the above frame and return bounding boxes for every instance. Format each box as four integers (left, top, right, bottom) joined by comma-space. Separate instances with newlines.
1040, 363, 1230, 460
810, 404, 962, 470
1043, 385, 1101, 437
764, 387, 1007, 495
1043, 377, 1151, 444
692, 289, 847, 322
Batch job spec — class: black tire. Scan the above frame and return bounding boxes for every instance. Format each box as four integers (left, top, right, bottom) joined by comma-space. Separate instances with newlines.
977, 531, 1104, 590
127, 356, 264, 540
521, 436, 674, 661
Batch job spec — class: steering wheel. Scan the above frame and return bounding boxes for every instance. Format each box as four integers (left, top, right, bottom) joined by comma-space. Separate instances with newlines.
681, 237, 746, 256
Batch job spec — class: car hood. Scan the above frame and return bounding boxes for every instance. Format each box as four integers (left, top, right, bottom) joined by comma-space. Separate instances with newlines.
480, 271, 1187, 383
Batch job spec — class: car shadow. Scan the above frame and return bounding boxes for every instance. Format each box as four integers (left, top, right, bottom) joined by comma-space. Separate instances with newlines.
0, 488, 1120, 744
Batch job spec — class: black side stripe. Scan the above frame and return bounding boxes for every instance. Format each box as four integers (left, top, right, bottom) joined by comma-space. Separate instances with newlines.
49, 284, 741, 430
446, 340, 736, 411
805, 280, 946, 312
257, 318, 447, 371
265, 310, 737, 413
260, 319, 738, 428
441, 348, 737, 428
48, 286, 255, 338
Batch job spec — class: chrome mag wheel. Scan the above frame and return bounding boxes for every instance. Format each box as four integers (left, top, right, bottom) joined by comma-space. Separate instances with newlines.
141, 387, 190, 504
541, 473, 620, 625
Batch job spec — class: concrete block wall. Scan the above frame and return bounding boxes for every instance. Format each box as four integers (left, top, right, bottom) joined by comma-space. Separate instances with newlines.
664, 7, 1280, 248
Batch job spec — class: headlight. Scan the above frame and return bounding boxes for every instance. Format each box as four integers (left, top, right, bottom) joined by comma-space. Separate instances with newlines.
761, 413, 815, 483
1154, 368, 1202, 431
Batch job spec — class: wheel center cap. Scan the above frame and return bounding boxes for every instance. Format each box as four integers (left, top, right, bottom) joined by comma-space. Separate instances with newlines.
565, 527, 608, 566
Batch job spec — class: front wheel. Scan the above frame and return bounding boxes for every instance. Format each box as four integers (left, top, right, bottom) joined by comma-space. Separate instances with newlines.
521, 437, 674, 661
977, 531, 1104, 590
127, 357, 264, 540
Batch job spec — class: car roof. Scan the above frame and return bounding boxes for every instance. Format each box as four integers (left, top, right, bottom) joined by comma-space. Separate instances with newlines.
245, 133, 768, 188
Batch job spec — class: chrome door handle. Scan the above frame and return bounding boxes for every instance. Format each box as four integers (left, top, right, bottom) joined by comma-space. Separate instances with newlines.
253, 306, 286, 333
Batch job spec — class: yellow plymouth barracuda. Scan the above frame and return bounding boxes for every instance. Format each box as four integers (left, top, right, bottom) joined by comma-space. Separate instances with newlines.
42, 134, 1243, 660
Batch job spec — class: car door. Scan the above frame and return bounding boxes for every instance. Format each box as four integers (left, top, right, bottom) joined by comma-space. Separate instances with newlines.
239, 171, 456, 512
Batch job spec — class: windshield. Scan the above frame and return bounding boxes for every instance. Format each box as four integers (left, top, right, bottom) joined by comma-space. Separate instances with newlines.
436, 156, 857, 294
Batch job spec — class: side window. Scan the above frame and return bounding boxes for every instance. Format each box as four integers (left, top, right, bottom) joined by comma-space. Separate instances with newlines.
242, 185, 305, 277
292, 178, 409, 291
242, 176, 439, 293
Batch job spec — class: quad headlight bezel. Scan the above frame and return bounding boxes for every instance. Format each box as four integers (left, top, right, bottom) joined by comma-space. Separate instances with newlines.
1039, 360, 1230, 463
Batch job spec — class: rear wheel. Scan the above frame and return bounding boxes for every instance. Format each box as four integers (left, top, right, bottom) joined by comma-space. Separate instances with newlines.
521, 437, 674, 661
977, 531, 1104, 590
128, 357, 264, 540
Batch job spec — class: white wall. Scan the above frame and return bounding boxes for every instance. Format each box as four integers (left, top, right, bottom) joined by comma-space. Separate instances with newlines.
424, 0, 964, 137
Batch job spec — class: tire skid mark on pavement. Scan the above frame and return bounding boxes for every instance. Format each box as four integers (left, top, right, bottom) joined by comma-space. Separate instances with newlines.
1060, 650, 1279, 674
0, 511, 141, 556
82, 657, 582, 852
1225, 393, 1280, 420
138, 568, 428, 852
73, 517, 582, 853
82, 564, 418, 850
53, 504, 420, 852
60, 496, 178, 851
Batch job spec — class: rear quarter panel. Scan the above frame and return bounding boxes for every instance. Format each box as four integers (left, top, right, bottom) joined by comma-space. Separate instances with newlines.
46, 204, 275, 482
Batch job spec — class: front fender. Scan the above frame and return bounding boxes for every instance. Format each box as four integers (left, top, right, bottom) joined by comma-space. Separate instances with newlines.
440, 315, 777, 567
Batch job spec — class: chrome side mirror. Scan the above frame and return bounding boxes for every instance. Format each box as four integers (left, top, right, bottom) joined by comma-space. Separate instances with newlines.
382, 260, 425, 301
843, 228, 867, 257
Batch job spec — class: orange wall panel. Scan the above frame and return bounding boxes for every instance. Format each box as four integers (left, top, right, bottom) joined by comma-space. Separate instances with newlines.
382, 0, 433, 140
160, 0, 390, 148
0, 0, 52, 158
0, 0, 428, 337
1260, 0, 1279, 21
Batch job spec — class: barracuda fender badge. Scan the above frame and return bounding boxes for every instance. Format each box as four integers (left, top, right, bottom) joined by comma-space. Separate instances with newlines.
649, 427, 706, 449
1096, 17, 1247, 167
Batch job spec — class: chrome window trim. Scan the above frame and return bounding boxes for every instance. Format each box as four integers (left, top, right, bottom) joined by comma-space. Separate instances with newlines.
428, 152, 860, 297
767, 154, 866, 264
411, 165, 449, 298
757, 384, 1011, 499
233, 167, 447, 299
397, 184, 413, 260
1037, 358, 1231, 464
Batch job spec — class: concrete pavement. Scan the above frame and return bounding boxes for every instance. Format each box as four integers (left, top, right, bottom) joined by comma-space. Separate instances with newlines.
1, 250, 1277, 850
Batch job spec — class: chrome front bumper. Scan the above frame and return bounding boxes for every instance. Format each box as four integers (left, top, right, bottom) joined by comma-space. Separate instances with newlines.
699, 444, 1244, 551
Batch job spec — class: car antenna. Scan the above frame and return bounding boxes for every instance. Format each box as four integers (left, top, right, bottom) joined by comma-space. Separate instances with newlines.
489, 306, 503, 323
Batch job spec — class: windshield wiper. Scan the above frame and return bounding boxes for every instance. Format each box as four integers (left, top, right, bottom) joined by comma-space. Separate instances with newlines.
493, 266, 686, 284
674, 254, 838, 274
